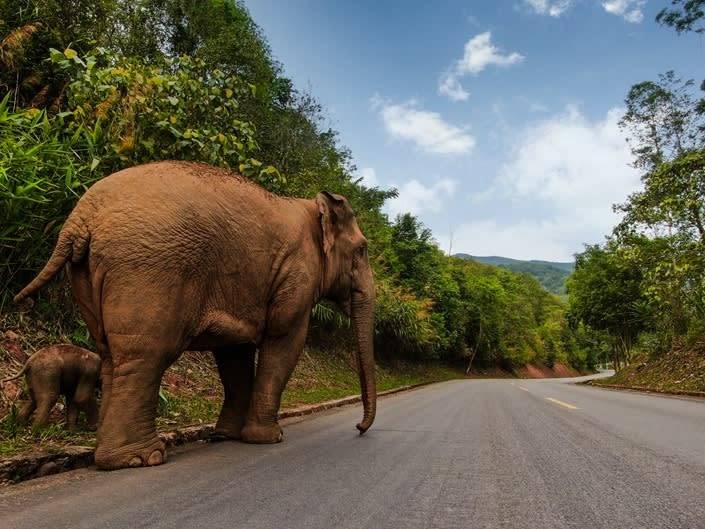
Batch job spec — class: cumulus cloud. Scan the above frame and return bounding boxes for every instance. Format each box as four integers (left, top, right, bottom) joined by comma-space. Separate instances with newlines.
602, 0, 644, 23
356, 167, 379, 188
523, 0, 574, 17
385, 179, 457, 218
376, 99, 475, 154
447, 106, 641, 261
497, 105, 638, 222
438, 72, 470, 102
438, 32, 524, 101
438, 219, 579, 261
456, 32, 525, 75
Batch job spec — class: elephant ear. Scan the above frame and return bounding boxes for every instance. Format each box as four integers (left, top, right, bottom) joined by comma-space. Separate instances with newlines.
316, 191, 345, 255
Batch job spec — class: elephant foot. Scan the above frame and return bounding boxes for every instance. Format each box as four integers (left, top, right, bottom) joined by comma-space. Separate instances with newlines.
241, 421, 283, 444
95, 437, 167, 470
211, 415, 246, 441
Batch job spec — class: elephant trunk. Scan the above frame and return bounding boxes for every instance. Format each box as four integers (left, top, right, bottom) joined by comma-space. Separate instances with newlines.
351, 266, 376, 435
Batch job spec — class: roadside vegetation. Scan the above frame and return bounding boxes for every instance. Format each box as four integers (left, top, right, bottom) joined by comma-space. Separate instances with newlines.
0, 0, 598, 457
568, 2, 705, 391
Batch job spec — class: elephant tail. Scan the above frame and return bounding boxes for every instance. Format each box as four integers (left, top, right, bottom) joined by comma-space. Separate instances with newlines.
14, 214, 91, 303
1, 361, 29, 384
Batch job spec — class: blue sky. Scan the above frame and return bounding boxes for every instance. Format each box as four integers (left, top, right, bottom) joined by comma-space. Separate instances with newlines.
247, 0, 702, 261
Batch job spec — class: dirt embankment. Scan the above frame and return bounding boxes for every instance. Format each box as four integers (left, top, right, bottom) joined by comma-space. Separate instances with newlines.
518, 362, 581, 378
467, 362, 581, 379
592, 341, 705, 394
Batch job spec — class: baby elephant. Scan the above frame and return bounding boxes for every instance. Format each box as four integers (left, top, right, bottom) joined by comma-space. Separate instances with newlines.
3, 344, 101, 429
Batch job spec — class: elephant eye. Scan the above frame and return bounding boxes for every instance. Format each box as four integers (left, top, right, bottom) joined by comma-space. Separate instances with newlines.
357, 244, 368, 257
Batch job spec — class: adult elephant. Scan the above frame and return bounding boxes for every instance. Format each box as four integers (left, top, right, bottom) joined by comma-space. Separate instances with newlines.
14, 161, 377, 470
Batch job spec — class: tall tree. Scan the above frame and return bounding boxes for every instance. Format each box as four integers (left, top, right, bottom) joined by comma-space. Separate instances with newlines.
619, 72, 704, 171
567, 244, 649, 369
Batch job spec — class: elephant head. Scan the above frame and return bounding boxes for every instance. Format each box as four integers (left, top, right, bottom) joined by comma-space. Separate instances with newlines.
316, 191, 376, 434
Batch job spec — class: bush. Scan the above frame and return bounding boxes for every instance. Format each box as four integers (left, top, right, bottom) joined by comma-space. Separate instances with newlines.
1, 48, 285, 303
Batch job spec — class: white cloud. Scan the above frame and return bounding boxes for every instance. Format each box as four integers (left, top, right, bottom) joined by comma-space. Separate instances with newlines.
438, 32, 524, 101
438, 72, 470, 101
456, 32, 525, 75
524, 0, 644, 22
447, 106, 641, 261
439, 219, 579, 261
357, 167, 378, 188
602, 0, 644, 23
497, 105, 638, 222
385, 179, 457, 217
523, 0, 574, 17
376, 99, 475, 154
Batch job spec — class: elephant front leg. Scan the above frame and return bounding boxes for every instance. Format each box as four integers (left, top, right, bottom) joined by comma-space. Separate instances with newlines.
241, 323, 307, 444
74, 376, 99, 430
212, 344, 256, 440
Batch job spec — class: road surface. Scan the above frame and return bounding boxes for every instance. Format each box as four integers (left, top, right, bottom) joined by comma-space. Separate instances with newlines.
2, 374, 705, 529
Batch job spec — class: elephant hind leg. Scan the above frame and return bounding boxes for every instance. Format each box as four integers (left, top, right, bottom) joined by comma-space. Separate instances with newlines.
17, 399, 36, 424
94, 333, 174, 470
66, 396, 79, 430
69, 260, 111, 427
98, 355, 113, 428
212, 344, 256, 440
28, 372, 59, 429
32, 391, 59, 429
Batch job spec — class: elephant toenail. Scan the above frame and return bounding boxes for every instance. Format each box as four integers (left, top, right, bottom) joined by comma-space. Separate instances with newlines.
147, 449, 164, 466
277, 432, 283, 442
129, 456, 142, 467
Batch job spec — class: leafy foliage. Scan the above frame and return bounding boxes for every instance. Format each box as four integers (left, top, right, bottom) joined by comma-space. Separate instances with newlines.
457, 255, 573, 295
1, 48, 281, 298
567, 244, 649, 368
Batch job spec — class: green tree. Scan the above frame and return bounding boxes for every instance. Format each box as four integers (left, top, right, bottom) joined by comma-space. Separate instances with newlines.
617, 150, 705, 244
567, 244, 650, 369
619, 72, 703, 171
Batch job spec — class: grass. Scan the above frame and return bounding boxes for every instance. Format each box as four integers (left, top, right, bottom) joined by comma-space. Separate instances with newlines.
281, 348, 461, 408
0, 406, 96, 458
0, 343, 463, 458
592, 341, 705, 393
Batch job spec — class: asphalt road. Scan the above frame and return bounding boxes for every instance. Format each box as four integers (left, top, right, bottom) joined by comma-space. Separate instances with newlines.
2, 374, 705, 529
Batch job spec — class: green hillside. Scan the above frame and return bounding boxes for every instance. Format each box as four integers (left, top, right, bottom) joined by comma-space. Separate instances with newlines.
455, 255, 574, 295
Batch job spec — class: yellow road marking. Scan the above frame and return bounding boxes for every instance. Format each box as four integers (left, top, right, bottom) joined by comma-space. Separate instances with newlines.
545, 397, 579, 410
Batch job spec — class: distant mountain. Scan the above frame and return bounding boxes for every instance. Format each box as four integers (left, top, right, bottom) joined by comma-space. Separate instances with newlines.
454, 254, 574, 295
